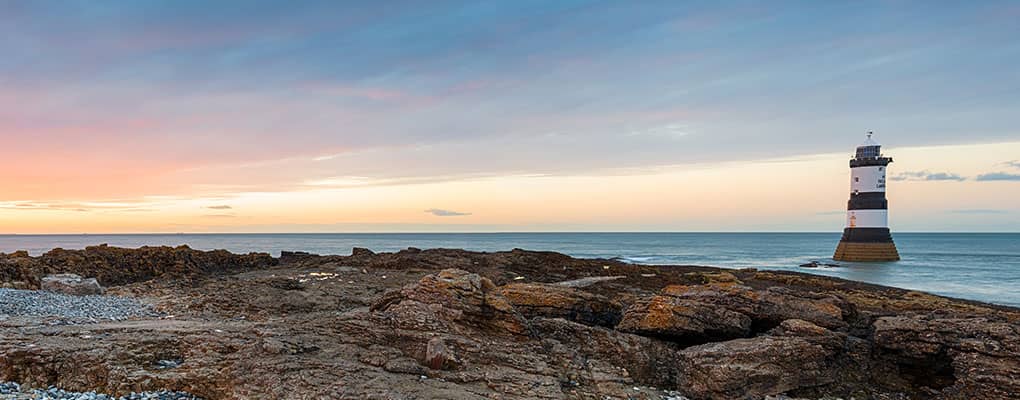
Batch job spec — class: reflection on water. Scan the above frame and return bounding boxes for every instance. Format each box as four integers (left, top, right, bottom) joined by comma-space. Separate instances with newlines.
1, 232, 1017, 307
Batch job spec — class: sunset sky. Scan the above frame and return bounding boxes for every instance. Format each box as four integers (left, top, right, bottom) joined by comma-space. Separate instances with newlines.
2, 1, 1019, 233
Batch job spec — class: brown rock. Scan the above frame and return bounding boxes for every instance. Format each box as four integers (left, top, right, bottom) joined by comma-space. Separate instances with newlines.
351, 247, 376, 257
424, 337, 458, 370
371, 269, 529, 335
0, 245, 277, 289
5, 250, 30, 258
617, 295, 752, 343
279, 251, 317, 264
264, 277, 305, 291
2, 246, 1019, 400
530, 317, 682, 388
873, 316, 1020, 398
676, 320, 846, 399
662, 282, 850, 330
496, 283, 622, 327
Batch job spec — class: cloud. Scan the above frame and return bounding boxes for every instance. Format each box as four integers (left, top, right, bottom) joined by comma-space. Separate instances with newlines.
202, 214, 236, 218
890, 171, 966, 181
975, 172, 1020, 181
206, 205, 233, 210
627, 123, 692, 140
425, 208, 472, 217
5, 2, 1020, 213
0, 202, 87, 212
1004, 160, 1020, 169
948, 209, 1010, 214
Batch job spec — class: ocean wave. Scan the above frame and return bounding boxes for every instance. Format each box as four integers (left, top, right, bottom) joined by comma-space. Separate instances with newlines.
613, 256, 656, 264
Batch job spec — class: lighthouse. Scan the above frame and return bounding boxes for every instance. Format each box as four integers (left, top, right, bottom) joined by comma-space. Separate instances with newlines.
833, 132, 900, 262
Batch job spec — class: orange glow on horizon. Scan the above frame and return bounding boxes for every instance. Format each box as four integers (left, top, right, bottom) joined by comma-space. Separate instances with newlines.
2, 142, 1019, 234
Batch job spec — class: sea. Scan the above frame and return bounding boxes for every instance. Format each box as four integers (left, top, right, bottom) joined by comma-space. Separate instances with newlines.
1, 233, 1017, 307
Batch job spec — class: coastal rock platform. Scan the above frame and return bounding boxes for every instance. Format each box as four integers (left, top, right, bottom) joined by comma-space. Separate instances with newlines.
1, 245, 1018, 399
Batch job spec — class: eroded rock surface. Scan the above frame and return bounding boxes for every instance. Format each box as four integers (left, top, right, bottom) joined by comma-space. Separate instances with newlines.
872, 316, 1020, 398
1, 245, 275, 288
617, 295, 752, 343
496, 282, 623, 327
0, 246, 1018, 400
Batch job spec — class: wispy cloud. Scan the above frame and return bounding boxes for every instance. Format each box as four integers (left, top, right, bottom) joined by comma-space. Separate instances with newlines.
627, 123, 692, 140
206, 205, 233, 210
1003, 160, 1020, 169
948, 209, 1010, 214
202, 214, 236, 218
425, 208, 472, 217
0, 203, 90, 212
890, 171, 966, 181
0, 201, 154, 212
976, 172, 1020, 181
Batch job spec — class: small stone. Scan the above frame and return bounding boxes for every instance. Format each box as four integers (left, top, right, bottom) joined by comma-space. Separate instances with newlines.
424, 337, 458, 370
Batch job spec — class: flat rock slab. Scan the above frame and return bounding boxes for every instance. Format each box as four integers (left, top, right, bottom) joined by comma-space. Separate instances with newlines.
41, 274, 104, 296
553, 275, 626, 288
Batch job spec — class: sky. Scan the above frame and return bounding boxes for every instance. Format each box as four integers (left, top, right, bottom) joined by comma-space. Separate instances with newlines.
1, 0, 1019, 233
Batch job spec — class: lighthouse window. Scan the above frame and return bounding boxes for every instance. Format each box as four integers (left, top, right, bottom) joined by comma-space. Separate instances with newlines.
854, 177, 859, 182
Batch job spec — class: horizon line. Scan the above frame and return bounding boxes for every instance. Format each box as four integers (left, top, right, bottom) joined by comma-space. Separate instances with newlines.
2, 231, 1018, 236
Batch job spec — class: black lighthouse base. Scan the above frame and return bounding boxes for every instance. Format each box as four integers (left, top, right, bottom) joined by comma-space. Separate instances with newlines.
833, 228, 899, 262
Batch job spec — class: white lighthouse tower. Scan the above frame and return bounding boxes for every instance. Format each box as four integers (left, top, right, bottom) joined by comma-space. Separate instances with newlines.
833, 132, 900, 261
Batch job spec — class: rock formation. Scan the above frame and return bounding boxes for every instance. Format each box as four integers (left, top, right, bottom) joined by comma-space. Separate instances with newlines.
0, 245, 276, 288
0, 246, 1018, 399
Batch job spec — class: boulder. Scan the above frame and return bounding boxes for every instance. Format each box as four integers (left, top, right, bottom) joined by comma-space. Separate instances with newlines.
40, 274, 104, 296
872, 316, 1020, 398
676, 319, 848, 399
496, 282, 622, 327
616, 295, 751, 343
371, 269, 529, 335
351, 247, 375, 257
4, 250, 30, 258
661, 283, 850, 330
530, 317, 682, 388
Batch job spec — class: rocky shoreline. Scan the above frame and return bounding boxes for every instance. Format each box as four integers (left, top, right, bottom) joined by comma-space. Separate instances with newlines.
1, 245, 1018, 399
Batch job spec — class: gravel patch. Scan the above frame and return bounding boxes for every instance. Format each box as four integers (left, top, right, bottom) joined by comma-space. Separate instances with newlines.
0, 289, 158, 324
0, 382, 200, 399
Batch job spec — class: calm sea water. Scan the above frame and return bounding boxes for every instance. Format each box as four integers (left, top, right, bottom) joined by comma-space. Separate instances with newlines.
1, 233, 1017, 307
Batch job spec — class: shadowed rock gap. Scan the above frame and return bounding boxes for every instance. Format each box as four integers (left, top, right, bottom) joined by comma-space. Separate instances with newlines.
881, 348, 958, 392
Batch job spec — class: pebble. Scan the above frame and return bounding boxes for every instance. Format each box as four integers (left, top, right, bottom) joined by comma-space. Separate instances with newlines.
0, 289, 158, 325
0, 382, 201, 399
